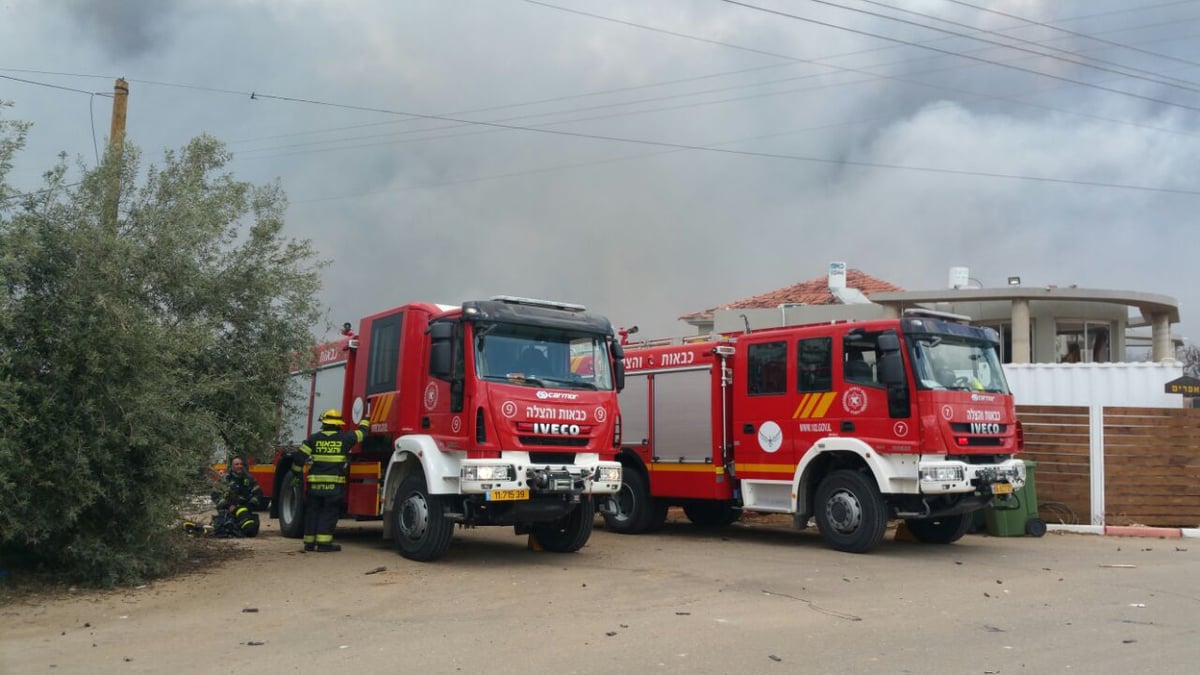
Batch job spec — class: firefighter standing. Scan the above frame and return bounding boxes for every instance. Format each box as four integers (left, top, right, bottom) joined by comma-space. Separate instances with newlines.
297, 409, 369, 552
214, 456, 264, 537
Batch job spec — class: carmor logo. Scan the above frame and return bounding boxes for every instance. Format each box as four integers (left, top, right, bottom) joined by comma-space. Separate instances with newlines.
536, 390, 579, 400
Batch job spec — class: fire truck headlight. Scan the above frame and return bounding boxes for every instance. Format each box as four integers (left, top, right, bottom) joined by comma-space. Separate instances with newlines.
595, 466, 622, 483
920, 466, 964, 482
463, 465, 513, 481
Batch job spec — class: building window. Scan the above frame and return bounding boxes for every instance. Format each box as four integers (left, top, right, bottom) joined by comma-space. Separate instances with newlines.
1055, 320, 1111, 363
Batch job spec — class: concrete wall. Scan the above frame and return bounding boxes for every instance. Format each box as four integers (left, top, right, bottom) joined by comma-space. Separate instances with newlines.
712, 304, 887, 334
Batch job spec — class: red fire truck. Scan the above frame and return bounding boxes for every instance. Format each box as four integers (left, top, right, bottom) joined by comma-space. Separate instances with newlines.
604, 310, 1026, 553
258, 296, 625, 561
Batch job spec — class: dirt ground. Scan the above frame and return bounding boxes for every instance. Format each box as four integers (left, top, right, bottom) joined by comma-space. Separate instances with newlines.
2, 512, 1198, 674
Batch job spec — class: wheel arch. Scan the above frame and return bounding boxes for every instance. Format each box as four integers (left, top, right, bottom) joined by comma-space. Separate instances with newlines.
793, 438, 892, 518
615, 448, 649, 482
381, 435, 460, 539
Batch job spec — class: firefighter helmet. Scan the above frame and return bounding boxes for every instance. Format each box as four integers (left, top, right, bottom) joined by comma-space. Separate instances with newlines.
319, 409, 344, 426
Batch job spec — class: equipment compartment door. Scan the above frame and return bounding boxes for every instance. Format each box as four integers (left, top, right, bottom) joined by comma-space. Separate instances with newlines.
649, 367, 725, 499
735, 338, 796, 480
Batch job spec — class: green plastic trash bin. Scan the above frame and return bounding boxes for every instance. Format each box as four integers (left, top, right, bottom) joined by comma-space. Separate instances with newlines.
984, 460, 1046, 537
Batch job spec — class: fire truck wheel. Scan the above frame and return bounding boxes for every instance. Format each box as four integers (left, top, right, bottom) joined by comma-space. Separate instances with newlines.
903, 514, 971, 544
682, 502, 740, 528
532, 498, 595, 553
393, 471, 454, 562
277, 469, 305, 539
602, 469, 652, 534
814, 469, 888, 554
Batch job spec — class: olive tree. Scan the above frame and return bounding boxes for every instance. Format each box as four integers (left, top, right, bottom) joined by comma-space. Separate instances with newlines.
0, 107, 325, 585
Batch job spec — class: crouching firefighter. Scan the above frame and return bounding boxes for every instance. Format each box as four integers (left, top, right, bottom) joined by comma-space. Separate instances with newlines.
213, 456, 264, 537
297, 409, 370, 552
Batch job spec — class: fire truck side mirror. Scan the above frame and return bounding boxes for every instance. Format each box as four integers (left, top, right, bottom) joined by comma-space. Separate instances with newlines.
877, 352, 905, 385
429, 322, 453, 378
878, 350, 911, 418
611, 341, 625, 392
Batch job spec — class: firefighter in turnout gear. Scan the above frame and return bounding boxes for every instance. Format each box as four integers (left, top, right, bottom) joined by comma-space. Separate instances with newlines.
212, 456, 264, 537
297, 409, 369, 552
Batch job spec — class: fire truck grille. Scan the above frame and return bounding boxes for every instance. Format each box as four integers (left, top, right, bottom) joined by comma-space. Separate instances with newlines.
949, 454, 1008, 464
528, 452, 578, 465
518, 436, 590, 448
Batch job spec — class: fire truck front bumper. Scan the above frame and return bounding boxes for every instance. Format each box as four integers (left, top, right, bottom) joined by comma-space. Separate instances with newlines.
917, 458, 1026, 496
459, 460, 622, 497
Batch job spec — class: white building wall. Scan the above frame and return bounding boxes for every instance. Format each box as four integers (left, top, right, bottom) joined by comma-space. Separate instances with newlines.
1004, 362, 1185, 408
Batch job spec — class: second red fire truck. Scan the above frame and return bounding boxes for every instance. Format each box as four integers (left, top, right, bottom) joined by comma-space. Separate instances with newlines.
604, 310, 1026, 553
256, 296, 625, 561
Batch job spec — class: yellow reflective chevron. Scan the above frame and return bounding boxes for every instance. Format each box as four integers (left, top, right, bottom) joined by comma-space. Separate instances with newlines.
793, 392, 836, 419
369, 393, 396, 422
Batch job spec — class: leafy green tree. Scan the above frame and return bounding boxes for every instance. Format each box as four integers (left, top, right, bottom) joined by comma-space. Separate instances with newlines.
0, 104, 325, 585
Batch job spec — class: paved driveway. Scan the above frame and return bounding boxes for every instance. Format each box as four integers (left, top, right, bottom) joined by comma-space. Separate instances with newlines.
2, 515, 1197, 674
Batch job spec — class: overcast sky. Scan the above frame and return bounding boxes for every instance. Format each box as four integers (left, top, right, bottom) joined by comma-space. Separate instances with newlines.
2, 0, 1197, 344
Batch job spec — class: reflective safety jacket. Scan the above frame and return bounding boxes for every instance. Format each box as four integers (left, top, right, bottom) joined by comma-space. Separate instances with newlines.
221, 469, 264, 510
297, 418, 370, 494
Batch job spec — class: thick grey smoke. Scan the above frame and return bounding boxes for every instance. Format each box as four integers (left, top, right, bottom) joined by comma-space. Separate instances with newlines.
3, 0, 1196, 344
60, 0, 175, 59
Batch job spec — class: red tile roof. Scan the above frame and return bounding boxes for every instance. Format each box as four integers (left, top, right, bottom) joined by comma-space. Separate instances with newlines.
680, 269, 904, 321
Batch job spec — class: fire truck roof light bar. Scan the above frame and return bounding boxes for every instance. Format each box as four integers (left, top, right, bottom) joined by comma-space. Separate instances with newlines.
490, 295, 587, 313
903, 308, 974, 323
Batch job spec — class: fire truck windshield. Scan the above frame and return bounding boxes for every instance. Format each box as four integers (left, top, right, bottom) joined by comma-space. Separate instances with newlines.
908, 334, 1010, 394
473, 322, 613, 390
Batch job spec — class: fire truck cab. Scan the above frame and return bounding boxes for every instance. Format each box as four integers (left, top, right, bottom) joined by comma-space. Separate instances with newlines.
608, 310, 1026, 553
266, 296, 624, 561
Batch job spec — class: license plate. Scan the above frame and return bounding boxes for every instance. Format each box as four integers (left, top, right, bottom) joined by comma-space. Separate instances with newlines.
487, 489, 529, 501
991, 483, 1014, 496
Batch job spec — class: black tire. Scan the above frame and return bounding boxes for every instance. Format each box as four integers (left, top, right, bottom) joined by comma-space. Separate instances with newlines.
392, 471, 454, 562
532, 498, 595, 553
904, 514, 971, 544
682, 501, 740, 528
602, 469, 652, 534
277, 469, 305, 539
814, 469, 888, 554
1025, 518, 1047, 537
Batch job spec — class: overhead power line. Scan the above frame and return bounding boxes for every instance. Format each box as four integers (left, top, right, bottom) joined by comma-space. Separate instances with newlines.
854, 0, 1200, 92
241, 0, 1200, 147
0, 73, 112, 96
941, 0, 1200, 71
720, 0, 1200, 114
8, 4, 1200, 201
244, 88, 1200, 198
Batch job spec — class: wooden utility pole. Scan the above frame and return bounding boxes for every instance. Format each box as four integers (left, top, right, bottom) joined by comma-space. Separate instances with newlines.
105, 77, 129, 228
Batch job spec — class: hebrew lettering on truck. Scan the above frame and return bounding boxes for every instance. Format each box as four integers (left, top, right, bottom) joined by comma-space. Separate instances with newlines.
257, 296, 624, 561
605, 309, 1025, 554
